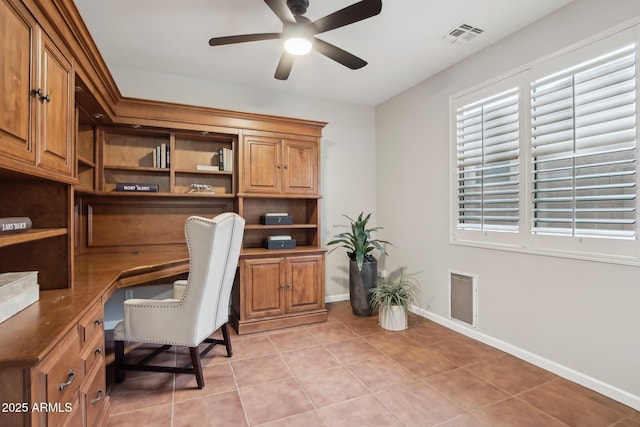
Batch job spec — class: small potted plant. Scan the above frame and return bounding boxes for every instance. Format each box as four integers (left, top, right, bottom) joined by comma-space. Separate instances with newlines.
327, 212, 391, 316
369, 270, 419, 331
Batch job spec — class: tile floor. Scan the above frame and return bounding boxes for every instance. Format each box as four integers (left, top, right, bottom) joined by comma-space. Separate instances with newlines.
105, 301, 640, 427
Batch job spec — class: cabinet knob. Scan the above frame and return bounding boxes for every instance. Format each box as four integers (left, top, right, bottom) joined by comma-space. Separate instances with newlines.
94, 346, 103, 356
284, 165, 288, 170
31, 89, 51, 102
94, 318, 103, 326
279, 284, 285, 288
276, 164, 281, 169
286, 283, 292, 288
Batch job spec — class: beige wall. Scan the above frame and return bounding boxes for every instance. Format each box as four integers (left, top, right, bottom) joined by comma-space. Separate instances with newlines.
375, 0, 640, 409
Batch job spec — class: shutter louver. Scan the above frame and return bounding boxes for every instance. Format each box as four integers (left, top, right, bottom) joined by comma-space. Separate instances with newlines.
456, 89, 520, 232
531, 45, 637, 238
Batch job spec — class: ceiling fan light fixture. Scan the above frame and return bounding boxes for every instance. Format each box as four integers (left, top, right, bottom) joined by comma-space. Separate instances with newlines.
284, 36, 312, 55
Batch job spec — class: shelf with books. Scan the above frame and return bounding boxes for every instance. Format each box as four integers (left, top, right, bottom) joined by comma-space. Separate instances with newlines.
102, 127, 170, 169
173, 132, 235, 171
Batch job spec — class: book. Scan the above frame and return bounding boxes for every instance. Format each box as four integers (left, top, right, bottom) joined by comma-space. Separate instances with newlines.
160, 143, 167, 168
223, 148, 233, 171
265, 212, 289, 216
115, 183, 159, 192
218, 148, 224, 171
196, 165, 220, 171
166, 144, 170, 168
0, 217, 32, 234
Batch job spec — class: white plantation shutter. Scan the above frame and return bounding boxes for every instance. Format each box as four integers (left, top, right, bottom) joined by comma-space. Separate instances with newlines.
456, 88, 520, 232
530, 45, 637, 238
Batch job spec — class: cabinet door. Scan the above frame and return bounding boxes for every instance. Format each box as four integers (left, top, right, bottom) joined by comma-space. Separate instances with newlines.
241, 136, 282, 193
285, 255, 324, 314
36, 31, 74, 176
0, 0, 36, 164
282, 139, 318, 195
242, 257, 285, 320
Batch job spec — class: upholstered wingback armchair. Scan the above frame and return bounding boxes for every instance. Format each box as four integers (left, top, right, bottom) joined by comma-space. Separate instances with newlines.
113, 212, 245, 389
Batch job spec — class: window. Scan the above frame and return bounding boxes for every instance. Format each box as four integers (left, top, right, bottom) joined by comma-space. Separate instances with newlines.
456, 89, 520, 233
531, 45, 636, 239
451, 27, 640, 263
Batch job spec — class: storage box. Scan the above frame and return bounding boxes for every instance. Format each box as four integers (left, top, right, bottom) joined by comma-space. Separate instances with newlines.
0, 271, 39, 324
260, 215, 293, 225
264, 239, 297, 250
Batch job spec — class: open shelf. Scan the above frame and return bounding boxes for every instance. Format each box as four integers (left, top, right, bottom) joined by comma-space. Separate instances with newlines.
0, 228, 68, 248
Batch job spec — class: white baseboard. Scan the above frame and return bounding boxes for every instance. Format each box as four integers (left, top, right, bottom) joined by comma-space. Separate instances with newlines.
409, 305, 640, 411
326, 293, 349, 303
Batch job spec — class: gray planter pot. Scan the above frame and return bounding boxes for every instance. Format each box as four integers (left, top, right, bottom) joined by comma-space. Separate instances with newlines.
349, 258, 377, 317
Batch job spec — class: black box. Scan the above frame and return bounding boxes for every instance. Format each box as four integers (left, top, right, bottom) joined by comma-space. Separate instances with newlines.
260, 215, 293, 225
264, 239, 297, 250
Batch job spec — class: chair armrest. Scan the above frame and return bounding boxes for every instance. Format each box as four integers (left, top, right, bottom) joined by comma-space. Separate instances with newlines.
173, 280, 188, 300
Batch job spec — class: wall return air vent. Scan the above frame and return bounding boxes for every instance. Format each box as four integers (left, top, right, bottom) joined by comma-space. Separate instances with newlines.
442, 23, 484, 44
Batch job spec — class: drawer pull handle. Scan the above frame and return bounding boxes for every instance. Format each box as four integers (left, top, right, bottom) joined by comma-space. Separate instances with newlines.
91, 389, 104, 405
59, 370, 76, 391
94, 318, 103, 326
94, 347, 103, 356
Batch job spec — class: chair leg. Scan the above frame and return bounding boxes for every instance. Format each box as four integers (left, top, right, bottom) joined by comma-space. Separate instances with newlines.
189, 346, 204, 389
221, 322, 233, 357
114, 340, 126, 383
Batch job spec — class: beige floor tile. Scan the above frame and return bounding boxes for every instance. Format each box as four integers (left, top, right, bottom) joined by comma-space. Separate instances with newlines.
239, 377, 314, 425
297, 366, 369, 408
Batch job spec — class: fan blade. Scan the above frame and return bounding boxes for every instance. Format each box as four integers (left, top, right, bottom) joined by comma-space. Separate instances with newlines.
264, 0, 296, 24
275, 52, 295, 80
311, 0, 382, 35
313, 38, 367, 69
209, 33, 281, 46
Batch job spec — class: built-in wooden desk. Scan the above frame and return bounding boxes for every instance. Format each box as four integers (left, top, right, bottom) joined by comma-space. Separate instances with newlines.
0, 249, 188, 427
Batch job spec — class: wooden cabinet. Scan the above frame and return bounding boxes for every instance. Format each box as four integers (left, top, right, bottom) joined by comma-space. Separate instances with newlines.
232, 129, 326, 334
0, 300, 109, 426
234, 252, 326, 333
240, 134, 318, 195
36, 30, 74, 177
0, 0, 35, 164
0, 0, 74, 179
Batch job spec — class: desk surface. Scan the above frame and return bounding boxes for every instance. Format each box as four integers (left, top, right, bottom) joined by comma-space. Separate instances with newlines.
0, 249, 188, 368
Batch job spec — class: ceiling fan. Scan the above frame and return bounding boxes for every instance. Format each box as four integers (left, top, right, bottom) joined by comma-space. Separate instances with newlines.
208, 0, 382, 80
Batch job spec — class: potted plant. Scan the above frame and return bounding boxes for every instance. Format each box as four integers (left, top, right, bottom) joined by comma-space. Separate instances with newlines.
327, 212, 391, 316
370, 270, 419, 331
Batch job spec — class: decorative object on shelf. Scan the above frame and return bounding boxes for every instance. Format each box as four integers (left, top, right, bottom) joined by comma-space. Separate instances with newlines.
264, 235, 296, 250
327, 212, 392, 316
370, 270, 420, 331
0, 217, 32, 234
187, 183, 215, 193
0, 271, 39, 324
115, 183, 159, 192
260, 212, 293, 225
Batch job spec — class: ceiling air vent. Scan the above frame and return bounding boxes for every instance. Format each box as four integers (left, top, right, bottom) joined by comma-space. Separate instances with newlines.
442, 23, 484, 44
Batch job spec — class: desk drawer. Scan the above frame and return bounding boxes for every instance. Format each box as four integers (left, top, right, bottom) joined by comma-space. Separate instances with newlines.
79, 301, 104, 347
82, 362, 107, 427
81, 330, 105, 375
38, 328, 83, 426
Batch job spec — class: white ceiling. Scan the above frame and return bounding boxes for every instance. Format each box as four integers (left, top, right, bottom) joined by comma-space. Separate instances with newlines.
73, 0, 573, 106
